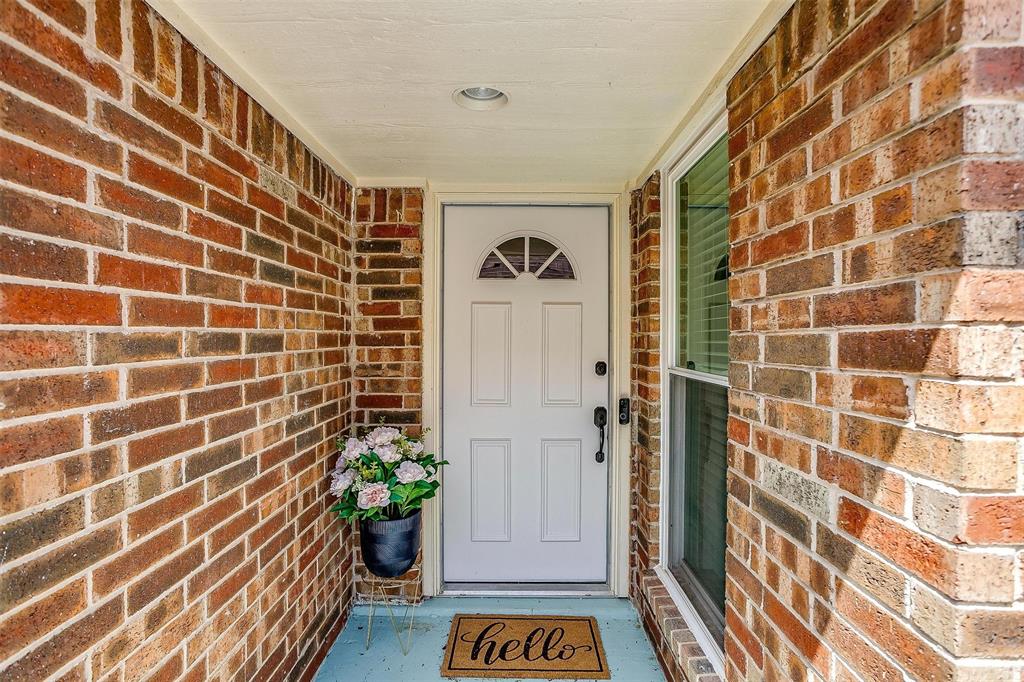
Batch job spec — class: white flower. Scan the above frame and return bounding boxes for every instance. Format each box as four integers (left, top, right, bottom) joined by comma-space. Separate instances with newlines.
330, 469, 356, 497
395, 461, 427, 484
341, 437, 368, 462
408, 440, 424, 457
357, 482, 391, 509
375, 443, 401, 463
366, 426, 401, 447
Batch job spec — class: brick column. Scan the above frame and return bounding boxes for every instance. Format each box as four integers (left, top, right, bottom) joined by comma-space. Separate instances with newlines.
352, 187, 424, 430
350, 186, 425, 600
630, 171, 663, 588
726, 0, 1023, 679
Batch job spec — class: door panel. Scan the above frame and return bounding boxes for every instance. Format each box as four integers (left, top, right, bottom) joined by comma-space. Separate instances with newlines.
541, 303, 582, 407
470, 439, 512, 542
443, 205, 609, 583
471, 303, 511, 406
540, 439, 583, 542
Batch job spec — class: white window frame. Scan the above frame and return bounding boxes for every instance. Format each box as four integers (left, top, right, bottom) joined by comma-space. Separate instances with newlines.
656, 109, 729, 678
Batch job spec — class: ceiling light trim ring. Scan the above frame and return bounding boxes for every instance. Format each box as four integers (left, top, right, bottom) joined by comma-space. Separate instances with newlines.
453, 86, 509, 111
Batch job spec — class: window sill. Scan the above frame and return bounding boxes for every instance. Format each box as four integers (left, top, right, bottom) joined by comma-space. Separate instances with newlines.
653, 564, 726, 678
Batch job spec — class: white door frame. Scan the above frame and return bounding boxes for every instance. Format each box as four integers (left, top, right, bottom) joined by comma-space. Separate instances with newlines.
421, 189, 631, 596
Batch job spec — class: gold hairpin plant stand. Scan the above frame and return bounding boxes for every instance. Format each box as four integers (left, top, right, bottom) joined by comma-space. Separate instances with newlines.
364, 574, 421, 655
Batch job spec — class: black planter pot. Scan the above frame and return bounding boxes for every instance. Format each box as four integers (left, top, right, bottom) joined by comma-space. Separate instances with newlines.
359, 510, 421, 578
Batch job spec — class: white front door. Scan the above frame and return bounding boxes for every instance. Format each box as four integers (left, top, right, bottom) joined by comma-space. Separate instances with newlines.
442, 205, 609, 583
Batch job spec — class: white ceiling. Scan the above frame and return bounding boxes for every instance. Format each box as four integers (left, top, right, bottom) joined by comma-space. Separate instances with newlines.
164, 0, 770, 187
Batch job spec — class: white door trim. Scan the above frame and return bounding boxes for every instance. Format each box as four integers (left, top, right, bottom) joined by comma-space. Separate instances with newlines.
421, 189, 630, 596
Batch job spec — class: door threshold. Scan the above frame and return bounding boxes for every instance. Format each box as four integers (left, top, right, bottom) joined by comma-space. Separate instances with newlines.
441, 582, 613, 597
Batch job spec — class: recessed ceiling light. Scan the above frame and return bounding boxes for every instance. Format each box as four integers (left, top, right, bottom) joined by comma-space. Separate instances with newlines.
453, 86, 508, 111
462, 86, 503, 101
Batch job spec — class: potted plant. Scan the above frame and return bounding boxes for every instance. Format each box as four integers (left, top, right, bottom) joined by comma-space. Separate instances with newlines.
328, 426, 446, 578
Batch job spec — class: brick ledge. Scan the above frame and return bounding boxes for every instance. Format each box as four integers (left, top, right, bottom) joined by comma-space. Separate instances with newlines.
632, 570, 723, 682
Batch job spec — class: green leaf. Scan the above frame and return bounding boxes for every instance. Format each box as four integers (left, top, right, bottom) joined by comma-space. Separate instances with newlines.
401, 487, 431, 506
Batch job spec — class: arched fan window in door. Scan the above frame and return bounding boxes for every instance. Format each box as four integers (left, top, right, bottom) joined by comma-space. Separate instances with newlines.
477, 234, 576, 280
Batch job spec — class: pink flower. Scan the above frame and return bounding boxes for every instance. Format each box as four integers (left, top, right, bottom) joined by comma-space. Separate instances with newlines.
341, 437, 368, 462
357, 482, 391, 509
375, 443, 401, 463
395, 461, 427, 484
366, 426, 400, 447
330, 469, 356, 497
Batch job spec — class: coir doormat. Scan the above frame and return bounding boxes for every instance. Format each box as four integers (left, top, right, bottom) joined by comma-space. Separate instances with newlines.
441, 613, 610, 679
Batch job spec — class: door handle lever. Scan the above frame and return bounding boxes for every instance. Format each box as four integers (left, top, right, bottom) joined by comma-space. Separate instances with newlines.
593, 406, 607, 463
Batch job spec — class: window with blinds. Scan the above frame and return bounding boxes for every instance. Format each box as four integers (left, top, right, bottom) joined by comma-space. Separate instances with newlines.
666, 133, 729, 647
667, 376, 727, 637
677, 136, 729, 376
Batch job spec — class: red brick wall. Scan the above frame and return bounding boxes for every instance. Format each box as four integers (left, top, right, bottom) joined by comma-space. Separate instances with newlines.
630, 1, 1024, 681
725, 0, 1024, 679
351, 186, 424, 600
353, 187, 423, 430
0, 1, 357, 679
629, 172, 662, 589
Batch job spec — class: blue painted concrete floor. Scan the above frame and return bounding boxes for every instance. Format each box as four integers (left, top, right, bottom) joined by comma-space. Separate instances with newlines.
314, 597, 665, 682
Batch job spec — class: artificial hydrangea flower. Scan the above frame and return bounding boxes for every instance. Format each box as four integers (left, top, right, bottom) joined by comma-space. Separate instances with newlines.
357, 482, 391, 509
341, 437, 368, 462
395, 460, 427, 484
366, 426, 401, 447
330, 469, 356, 497
375, 443, 401, 463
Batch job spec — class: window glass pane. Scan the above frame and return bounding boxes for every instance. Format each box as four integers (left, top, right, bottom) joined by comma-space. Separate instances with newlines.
677, 135, 729, 374
681, 379, 727, 608
528, 237, 558, 272
537, 252, 575, 280
479, 251, 515, 279
667, 375, 727, 643
496, 237, 526, 273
